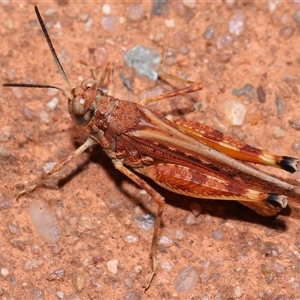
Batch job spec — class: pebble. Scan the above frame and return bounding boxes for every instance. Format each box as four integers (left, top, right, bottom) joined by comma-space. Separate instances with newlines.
126, 5, 144, 22
124, 45, 161, 81
232, 83, 255, 99
132, 213, 155, 232
175, 230, 184, 241
257, 86, 266, 103
124, 290, 139, 300
159, 235, 173, 247
295, 11, 300, 29
77, 13, 90, 22
31, 245, 42, 255
182, 0, 196, 9
102, 3, 111, 15
123, 233, 139, 244
107, 259, 118, 275
31, 289, 44, 300
44, 8, 56, 17
289, 120, 300, 130
104, 193, 123, 209
189, 202, 202, 217
228, 10, 246, 35
22, 106, 36, 121
184, 212, 200, 225
29, 199, 61, 244
47, 269, 66, 281
0, 146, 9, 156
216, 35, 233, 50
199, 271, 212, 283
279, 27, 295, 39
56, 291, 64, 299
235, 286, 243, 297
212, 229, 224, 241
7, 222, 21, 235
46, 97, 59, 110
273, 263, 285, 274
1, 268, 9, 277
284, 73, 299, 84
222, 99, 247, 126
101, 16, 117, 31
78, 215, 93, 230
275, 94, 286, 115
85, 16, 93, 32
162, 261, 172, 271
10, 239, 26, 251
72, 272, 87, 292
224, 0, 236, 8
174, 265, 199, 292
261, 264, 274, 284
151, 0, 166, 15
202, 25, 215, 40
164, 19, 175, 28
273, 127, 286, 139
39, 110, 50, 123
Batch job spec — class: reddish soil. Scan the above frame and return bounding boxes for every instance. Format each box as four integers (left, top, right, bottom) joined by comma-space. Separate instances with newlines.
1, 1, 300, 299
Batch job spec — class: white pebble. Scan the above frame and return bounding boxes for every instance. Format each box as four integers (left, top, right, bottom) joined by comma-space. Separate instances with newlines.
174, 265, 199, 292
107, 259, 118, 275
56, 291, 64, 299
273, 127, 286, 139
134, 265, 142, 274
159, 235, 173, 247
164, 19, 175, 28
29, 199, 61, 244
235, 286, 243, 297
102, 3, 111, 15
162, 261, 172, 271
39, 110, 50, 123
123, 233, 139, 244
47, 97, 59, 110
228, 10, 245, 36
222, 99, 247, 126
182, 0, 196, 9
43, 162, 56, 173
85, 17, 93, 32
1, 268, 9, 277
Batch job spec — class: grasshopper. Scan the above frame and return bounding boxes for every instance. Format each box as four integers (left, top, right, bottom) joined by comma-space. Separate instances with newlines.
4, 6, 300, 290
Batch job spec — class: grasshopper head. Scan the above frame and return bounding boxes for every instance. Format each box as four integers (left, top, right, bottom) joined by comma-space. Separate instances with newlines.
66, 78, 100, 125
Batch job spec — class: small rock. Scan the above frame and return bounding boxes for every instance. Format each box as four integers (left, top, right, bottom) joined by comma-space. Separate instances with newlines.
102, 3, 111, 15
174, 265, 199, 292
228, 10, 245, 36
107, 259, 118, 275
222, 99, 247, 126
202, 25, 215, 40
132, 213, 155, 232
47, 269, 66, 281
101, 16, 117, 31
124, 45, 160, 81
72, 272, 87, 292
279, 26, 295, 39
212, 229, 224, 241
126, 5, 144, 22
257, 86, 266, 103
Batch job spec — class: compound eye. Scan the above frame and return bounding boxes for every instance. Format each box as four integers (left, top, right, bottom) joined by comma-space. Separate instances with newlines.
86, 82, 93, 89
72, 96, 88, 115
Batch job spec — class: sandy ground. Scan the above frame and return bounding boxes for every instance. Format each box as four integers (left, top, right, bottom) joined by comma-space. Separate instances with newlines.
1, 1, 300, 299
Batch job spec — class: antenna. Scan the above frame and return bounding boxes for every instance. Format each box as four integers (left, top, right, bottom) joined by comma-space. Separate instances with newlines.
3, 5, 71, 90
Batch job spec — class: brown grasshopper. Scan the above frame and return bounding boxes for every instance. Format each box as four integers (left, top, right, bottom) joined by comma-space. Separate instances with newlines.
4, 6, 300, 290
